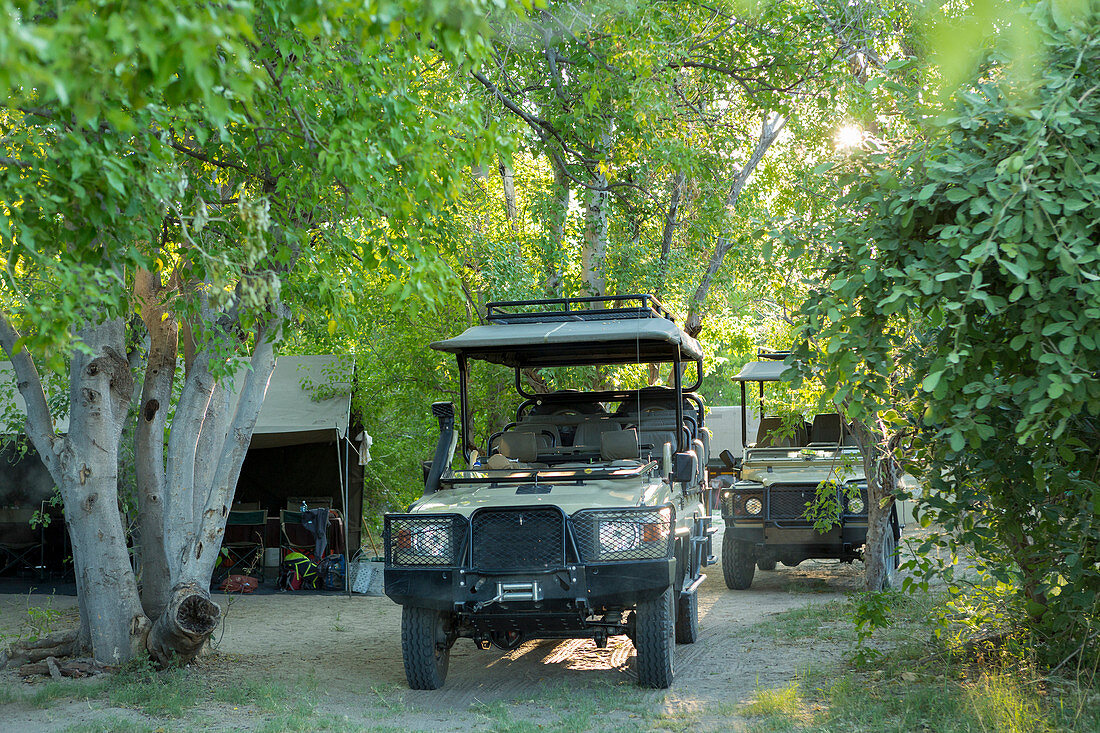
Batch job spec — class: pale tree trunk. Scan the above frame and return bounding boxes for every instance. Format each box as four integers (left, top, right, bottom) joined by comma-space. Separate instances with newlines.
0, 314, 149, 665
655, 170, 686, 300
581, 140, 610, 299
146, 314, 281, 664
499, 158, 518, 225
850, 417, 901, 592
684, 113, 786, 337
134, 270, 177, 619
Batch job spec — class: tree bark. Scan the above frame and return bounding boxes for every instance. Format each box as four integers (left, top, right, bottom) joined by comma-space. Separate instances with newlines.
851, 417, 900, 592
655, 171, 686, 300
134, 269, 178, 619
684, 113, 786, 337
62, 319, 149, 664
581, 147, 610, 299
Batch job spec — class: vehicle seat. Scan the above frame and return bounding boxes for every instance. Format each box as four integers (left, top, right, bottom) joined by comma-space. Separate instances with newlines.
755, 417, 793, 447
808, 413, 843, 446
499, 432, 538, 463
574, 418, 622, 449
512, 421, 560, 449
601, 428, 639, 460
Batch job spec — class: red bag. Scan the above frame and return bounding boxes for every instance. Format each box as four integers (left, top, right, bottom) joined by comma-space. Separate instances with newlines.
219, 574, 259, 593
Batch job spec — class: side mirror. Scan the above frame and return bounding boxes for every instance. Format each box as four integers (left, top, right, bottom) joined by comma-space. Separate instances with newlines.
720, 450, 741, 470
672, 451, 698, 483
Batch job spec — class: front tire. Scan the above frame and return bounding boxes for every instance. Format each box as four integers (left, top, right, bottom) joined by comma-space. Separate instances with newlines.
401, 606, 452, 690
675, 587, 698, 644
635, 586, 675, 688
722, 533, 755, 590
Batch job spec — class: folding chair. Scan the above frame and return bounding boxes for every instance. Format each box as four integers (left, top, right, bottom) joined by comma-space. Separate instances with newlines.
280, 509, 318, 559
220, 509, 268, 582
0, 507, 42, 578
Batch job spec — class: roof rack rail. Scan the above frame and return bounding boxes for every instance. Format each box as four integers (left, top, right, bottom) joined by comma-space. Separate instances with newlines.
485, 295, 677, 324
757, 350, 791, 361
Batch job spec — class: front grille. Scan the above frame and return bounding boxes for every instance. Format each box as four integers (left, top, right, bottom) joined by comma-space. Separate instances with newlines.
768, 486, 821, 521
471, 508, 564, 571
572, 508, 674, 562
385, 514, 465, 566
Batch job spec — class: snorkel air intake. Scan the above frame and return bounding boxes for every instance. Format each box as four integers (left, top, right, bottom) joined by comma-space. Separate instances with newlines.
423, 401, 457, 497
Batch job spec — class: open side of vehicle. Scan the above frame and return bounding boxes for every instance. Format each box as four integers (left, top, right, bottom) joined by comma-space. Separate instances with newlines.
718, 352, 901, 590
384, 295, 716, 689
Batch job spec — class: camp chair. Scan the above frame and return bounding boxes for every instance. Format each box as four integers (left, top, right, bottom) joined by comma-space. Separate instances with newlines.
231, 501, 261, 511
220, 509, 268, 582
0, 507, 42, 578
280, 509, 319, 560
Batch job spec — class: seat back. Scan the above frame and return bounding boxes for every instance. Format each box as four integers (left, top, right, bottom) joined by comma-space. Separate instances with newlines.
499, 431, 538, 462
601, 429, 639, 460
574, 418, 622, 449
809, 413, 843, 445
512, 421, 559, 448
755, 417, 792, 447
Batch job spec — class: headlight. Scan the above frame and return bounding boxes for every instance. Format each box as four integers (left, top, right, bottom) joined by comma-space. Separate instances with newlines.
387, 516, 459, 566
848, 496, 865, 514
574, 507, 673, 562
731, 492, 764, 518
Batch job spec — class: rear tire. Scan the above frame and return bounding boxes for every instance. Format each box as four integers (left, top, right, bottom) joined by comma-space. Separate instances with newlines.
401, 606, 452, 690
635, 586, 675, 688
675, 587, 698, 644
722, 533, 755, 590
757, 558, 777, 572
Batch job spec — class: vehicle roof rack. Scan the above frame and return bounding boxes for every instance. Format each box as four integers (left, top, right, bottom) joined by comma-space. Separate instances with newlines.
757, 350, 791, 361
486, 295, 677, 324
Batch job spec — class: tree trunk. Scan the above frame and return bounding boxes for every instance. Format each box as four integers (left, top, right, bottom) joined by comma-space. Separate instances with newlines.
685, 113, 786, 337
499, 157, 518, 225
146, 582, 219, 665
134, 269, 178, 619
60, 319, 149, 664
851, 418, 900, 592
655, 171, 685, 300
581, 173, 609, 298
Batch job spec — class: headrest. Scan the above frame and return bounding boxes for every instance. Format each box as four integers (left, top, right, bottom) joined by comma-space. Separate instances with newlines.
601, 428, 639, 460
499, 431, 538, 462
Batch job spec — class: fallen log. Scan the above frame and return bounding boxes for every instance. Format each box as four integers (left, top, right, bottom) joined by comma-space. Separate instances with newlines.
1, 629, 79, 669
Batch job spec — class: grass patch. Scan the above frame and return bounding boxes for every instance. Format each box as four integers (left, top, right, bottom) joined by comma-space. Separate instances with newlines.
742, 681, 803, 718
753, 601, 853, 643
107, 660, 200, 717
59, 717, 160, 733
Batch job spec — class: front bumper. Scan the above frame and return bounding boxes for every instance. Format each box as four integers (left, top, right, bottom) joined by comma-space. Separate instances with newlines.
384, 557, 676, 615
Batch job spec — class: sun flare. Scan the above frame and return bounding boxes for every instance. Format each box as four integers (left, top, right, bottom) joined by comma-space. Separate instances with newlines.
835, 124, 864, 149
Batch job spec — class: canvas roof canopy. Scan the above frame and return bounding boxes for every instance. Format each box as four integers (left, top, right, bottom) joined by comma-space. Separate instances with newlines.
229, 355, 353, 449
731, 360, 791, 383
430, 319, 703, 368
0, 355, 352, 448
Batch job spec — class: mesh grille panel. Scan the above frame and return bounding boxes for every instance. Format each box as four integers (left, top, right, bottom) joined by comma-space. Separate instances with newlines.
471, 508, 564, 570
572, 508, 673, 562
385, 515, 465, 566
768, 486, 819, 521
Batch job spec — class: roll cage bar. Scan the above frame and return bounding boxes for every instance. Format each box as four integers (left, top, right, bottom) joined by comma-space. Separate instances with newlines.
448, 295, 704, 464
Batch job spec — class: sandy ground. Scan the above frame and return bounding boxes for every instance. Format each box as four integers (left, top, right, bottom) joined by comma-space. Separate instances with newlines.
0, 525, 879, 731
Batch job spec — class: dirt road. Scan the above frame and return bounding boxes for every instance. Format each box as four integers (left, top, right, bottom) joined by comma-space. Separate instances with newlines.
2, 526, 869, 731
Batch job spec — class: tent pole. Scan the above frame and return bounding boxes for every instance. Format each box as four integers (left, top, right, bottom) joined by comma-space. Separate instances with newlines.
335, 428, 351, 597
343, 434, 350, 598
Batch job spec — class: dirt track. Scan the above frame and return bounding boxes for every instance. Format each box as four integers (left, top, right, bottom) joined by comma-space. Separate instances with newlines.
2, 525, 871, 731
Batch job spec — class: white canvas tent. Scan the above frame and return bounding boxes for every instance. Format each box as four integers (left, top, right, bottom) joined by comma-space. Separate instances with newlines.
0, 355, 364, 577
